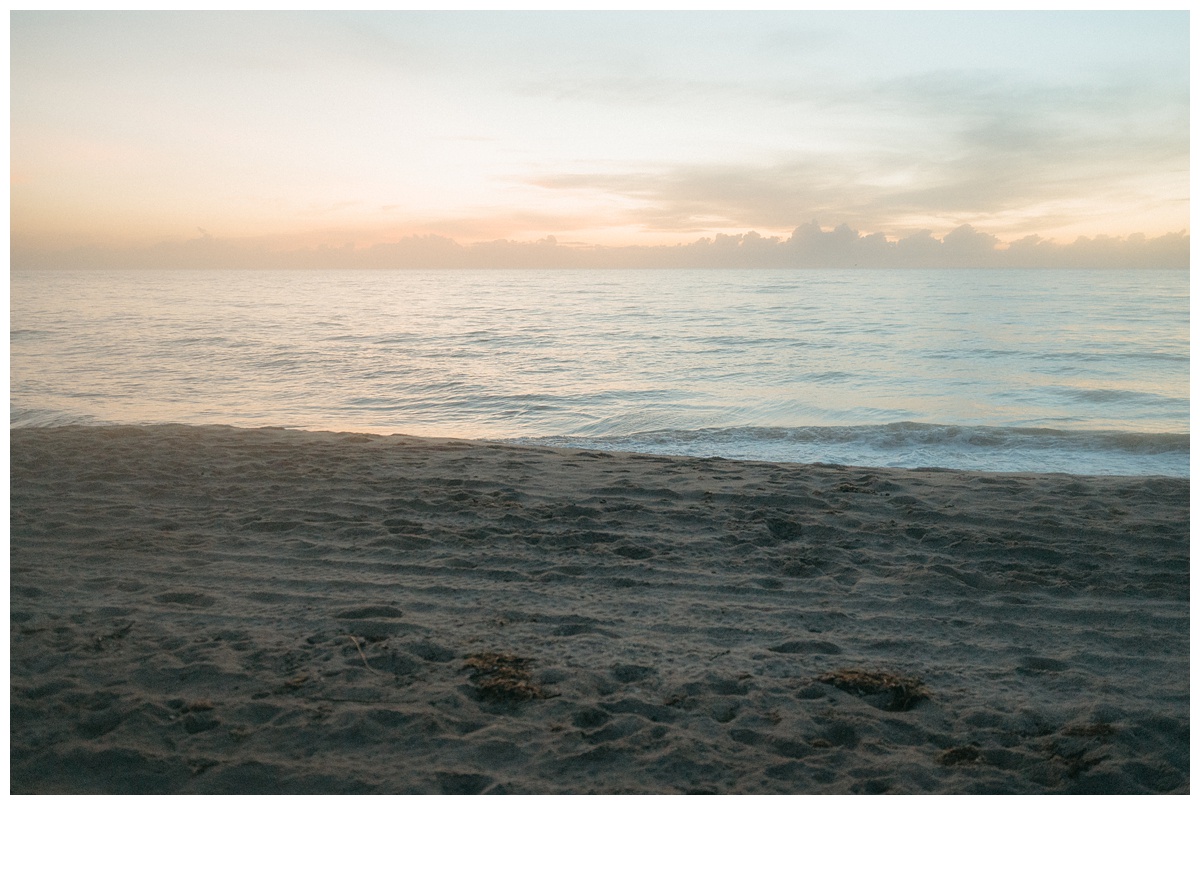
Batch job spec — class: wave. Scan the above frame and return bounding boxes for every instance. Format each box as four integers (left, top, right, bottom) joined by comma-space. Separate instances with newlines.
10, 406, 109, 428
501, 422, 1189, 477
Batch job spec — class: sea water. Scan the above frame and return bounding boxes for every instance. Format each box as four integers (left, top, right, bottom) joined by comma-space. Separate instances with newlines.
9, 268, 1189, 476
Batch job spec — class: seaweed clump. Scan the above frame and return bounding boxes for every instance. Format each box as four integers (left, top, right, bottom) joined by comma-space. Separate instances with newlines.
817, 668, 929, 712
464, 653, 546, 702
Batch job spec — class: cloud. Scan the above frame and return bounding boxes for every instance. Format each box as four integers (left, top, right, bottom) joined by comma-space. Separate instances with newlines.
13, 223, 1187, 270
522, 59, 1187, 241
531, 164, 867, 233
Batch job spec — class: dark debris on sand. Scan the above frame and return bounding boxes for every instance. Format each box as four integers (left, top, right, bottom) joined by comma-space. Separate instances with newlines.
464, 653, 547, 702
817, 668, 929, 712
938, 745, 983, 766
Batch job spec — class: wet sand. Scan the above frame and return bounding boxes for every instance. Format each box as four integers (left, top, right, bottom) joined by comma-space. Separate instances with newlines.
9, 424, 1190, 793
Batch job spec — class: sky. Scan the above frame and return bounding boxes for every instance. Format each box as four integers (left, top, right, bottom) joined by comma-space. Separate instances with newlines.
8, 10, 1191, 268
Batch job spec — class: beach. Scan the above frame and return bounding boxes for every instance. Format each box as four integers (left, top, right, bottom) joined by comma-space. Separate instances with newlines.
9, 423, 1190, 793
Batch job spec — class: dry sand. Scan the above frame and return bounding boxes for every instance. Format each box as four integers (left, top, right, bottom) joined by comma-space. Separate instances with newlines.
9, 424, 1190, 793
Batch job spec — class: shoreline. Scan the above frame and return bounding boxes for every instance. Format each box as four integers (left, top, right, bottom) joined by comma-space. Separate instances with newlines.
10, 423, 1191, 793
8, 418, 1192, 481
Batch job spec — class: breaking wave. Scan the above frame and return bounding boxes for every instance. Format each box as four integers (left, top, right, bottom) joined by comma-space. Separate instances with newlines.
504, 423, 1189, 477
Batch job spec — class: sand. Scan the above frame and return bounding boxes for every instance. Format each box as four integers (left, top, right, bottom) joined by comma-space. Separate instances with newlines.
9, 424, 1190, 794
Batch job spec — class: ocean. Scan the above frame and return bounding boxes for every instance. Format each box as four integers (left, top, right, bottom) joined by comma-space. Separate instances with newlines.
9, 268, 1189, 477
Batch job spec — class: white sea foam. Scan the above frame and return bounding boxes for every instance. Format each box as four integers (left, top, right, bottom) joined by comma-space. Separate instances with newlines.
504, 423, 1189, 476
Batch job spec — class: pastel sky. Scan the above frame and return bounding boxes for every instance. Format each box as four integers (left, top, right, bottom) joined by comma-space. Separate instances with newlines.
9, 10, 1191, 267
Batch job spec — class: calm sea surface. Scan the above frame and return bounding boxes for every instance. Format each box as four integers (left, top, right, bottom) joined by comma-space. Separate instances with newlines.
9, 268, 1189, 476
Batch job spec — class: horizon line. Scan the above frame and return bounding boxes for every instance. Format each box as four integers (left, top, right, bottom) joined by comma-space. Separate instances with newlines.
12, 223, 1190, 271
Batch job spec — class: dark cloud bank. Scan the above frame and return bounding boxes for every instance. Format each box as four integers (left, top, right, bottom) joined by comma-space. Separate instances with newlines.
15, 223, 1188, 270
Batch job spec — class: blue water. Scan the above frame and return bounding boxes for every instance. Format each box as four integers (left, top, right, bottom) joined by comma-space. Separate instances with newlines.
9, 268, 1189, 476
